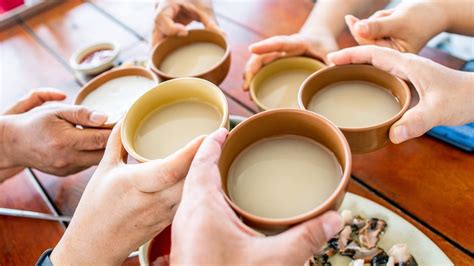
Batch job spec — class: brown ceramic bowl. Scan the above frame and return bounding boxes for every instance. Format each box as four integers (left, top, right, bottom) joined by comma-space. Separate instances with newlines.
298, 64, 411, 154
219, 109, 351, 233
250, 56, 326, 111
122, 77, 229, 162
150, 29, 231, 85
74, 67, 159, 128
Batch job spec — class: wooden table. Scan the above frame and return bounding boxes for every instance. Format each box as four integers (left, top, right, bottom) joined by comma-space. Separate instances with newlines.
0, 1, 472, 265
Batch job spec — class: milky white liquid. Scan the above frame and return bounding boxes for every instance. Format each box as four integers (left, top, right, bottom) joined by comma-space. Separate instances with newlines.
308, 81, 401, 128
80, 76, 155, 124
134, 100, 222, 160
159, 42, 225, 77
228, 135, 341, 219
257, 70, 313, 109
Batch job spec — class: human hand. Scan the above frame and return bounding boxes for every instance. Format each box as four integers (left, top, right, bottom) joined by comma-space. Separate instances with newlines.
0, 103, 111, 176
151, 0, 224, 47
0, 88, 67, 180
328, 45, 474, 144
171, 128, 342, 264
50, 122, 205, 265
243, 33, 338, 90
344, 1, 448, 53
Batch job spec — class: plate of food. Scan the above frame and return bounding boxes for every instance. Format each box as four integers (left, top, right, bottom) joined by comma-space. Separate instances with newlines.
139, 192, 452, 266
308, 192, 452, 266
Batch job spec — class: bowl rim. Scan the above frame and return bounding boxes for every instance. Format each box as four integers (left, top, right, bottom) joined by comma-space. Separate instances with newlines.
121, 77, 229, 163
73, 66, 159, 128
249, 56, 326, 111
221, 108, 352, 225
298, 64, 411, 132
149, 29, 231, 79
69, 41, 120, 72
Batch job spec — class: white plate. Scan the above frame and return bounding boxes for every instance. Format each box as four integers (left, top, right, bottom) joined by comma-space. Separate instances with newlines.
330, 192, 452, 265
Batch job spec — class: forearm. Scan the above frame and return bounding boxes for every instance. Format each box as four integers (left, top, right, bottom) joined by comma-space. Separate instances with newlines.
300, 0, 389, 37
436, 0, 474, 36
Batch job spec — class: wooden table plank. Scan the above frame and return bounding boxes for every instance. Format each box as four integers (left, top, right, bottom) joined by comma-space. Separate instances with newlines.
21, 0, 140, 63
352, 137, 474, 252
0, 171, 64, 265
89, 0, 155, 41
0, 24, 75, 110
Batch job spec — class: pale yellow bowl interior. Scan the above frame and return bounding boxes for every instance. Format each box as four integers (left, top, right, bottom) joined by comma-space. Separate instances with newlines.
250, 56, 326, 111
122, 77, 229, 162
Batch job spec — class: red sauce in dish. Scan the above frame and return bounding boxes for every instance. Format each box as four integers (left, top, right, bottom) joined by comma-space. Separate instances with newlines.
147, 225, 172, 266
79, 48, 114, 67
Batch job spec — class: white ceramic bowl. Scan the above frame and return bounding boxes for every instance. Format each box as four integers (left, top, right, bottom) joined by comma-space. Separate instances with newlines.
69, 42, 120, 75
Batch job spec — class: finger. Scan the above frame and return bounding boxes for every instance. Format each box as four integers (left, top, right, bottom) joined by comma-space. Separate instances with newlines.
156, 4, 188, 37
189, 4, 225, 37
345, 15, 374, 46
76, 150, 106, 168
4, 88, 66, 115
243, 52, 286, 91
270, 211, 342, 264
249, 35, 303, 55
327, 45, 411, 80
151, 25, 166, 48
390, 104, 434, 144
159, 16, 188, 36
368, 8, 395, 19
72, 128, 111, 151
55, 105, 108, 127
101, 121, 127, 165
132, 135, 206, 193
185, 128, 228, 190
353, 14, 401, 40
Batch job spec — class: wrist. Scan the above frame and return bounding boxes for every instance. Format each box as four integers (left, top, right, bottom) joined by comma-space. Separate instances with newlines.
0, 116, 20, 169
51, 229, 126, 265
424, 1, 451, 35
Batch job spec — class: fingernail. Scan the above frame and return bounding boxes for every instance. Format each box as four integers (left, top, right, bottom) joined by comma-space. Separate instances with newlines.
356, 20, 369, 35
393, 125, 408, 144
90, 111, 108, 125
322, 212, 342, 239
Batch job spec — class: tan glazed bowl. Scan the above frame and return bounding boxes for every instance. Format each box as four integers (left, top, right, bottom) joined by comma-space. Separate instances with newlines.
298, 64, 411, 154
250, 56, 326, 111
150, 29, 231, 85
74, 67, 159, 128
218, 109, 352, 233
122, 77, 229, 162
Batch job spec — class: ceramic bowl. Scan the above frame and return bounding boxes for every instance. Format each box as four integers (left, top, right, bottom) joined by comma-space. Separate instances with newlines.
250, 56, 325, 111
69, 42, 120, 75
219, 109, 351, 233
150, 29, 231, 85
74, 67, 159, 128
121, 77, 229, 162
298, 64, 411, 154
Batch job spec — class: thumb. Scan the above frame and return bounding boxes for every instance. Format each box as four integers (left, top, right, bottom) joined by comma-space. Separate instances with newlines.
270, 211, 342, 264
390, 104, 434, 144
101, 120, 127, 166
132, 135, 205, 193
56, 105, 108, 127
4, 88, 66, 115
354, 15, 401, 40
